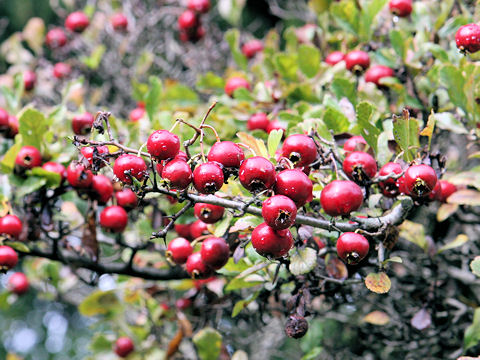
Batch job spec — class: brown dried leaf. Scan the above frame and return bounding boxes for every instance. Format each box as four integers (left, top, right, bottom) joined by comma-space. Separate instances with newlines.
166, 329, 183, 359
365, 272, 391, 294
447, 189, 480, 206
325, 255, 348, 280
411, 308, 431, 330
363, 311, 390, 325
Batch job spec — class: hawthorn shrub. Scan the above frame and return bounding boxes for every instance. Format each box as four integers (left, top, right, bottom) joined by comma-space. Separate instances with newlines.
0, 1, 480, 359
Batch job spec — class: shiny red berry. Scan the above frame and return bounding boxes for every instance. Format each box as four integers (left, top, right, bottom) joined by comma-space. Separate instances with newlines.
45, 28, 67, 48
247, 112, 270, 132
0, 107, 8, 128
344, 136, 367, 154
225, 77, 251, 97
186, 252, 212, 278
428, 181, 442, 202
113, 154, 148, 184
344, 50, 370, 72
190, 220, 210, 239
266, 119, 286, 134
404, 164, 438, 198
115, 188, 138, 210
364, 65, 394, 86
208, 141, 245, 171
201, 237, 229, 270
437, 180, 457, 203
111, 13, 128, 31
129, 107, 145, 122
274, 169, 313, 208
15, 146, 42, 169
0, 246, 18, 269
242, 39, 264, 58
167, 237, 193, 265
325, 51, 345, 65
455, 24, 480, 53
175, 223, 192, 240
72, 112, 95, 135
66, 162, 93, 188
389, 0, 413, 17
42, 162, 66, 181
91, 175, 114, 204
100, 205, 128, 233
251, 223, 293, 258
65, 11, 90, 33
175, 298, 192, 310
7, 115, 18, 138
337, 232, 369, 265
8, 272, 29, 295
178, 10, 198, 30
281, 134, 317, 168
23, 70, 36, 91
262, 195, 297, 230
320, 180, 364, 217
239, 156, 276, 193
187, 0, 210, 13
147, 130, 180, 161
53, 62, 72, 79
194, 203, 225, 224
114, 337, 134, 358
162, 159, 192, 190
0, 215, 23, 238
378, 162, 403, 197
80, 145, 109, 167
343, 151, 378, 182
193, 162, 224, 194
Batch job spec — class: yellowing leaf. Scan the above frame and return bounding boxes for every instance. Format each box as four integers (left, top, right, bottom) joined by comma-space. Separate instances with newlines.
447, 189, 480, 206
419, 110, 436, 150
437, 234, 469, 253
470, 257, 480, 277
437, 203, 458, 222
363, 311, 390, 325
237, 132, 269, 158
399, 220, 427, 251
365, 272, 391, 294
289, 248, 317, 275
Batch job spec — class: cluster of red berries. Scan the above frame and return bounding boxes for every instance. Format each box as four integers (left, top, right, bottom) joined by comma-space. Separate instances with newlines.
178, 0, 210, 42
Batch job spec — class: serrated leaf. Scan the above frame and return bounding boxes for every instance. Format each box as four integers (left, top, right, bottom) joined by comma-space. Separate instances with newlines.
193, 327, 222, 360
289, 248, 317, 275
356, 101, 380, 154
392, 109, 419, 162
298, 45, 320, 78
363, 311, 390, 325
399, 220, 427, 251
324, 107, 349, 133
213, 212, 233, 237
225, 29, 247, 71
236, 132, 269, 158
470, 257, 480, 277
365, 272, 391, 294
465, 308, 480, 349
232, 291, 259, 317
78, 290, 122, 317
437, 234, 469, 253
267, 129, 283, 158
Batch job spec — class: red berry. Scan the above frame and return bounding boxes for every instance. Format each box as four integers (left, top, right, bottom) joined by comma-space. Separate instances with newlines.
378, 162, 403, 197
251, 223, 293, 258
42, 162, 66, 181
455, 24, 480, 53
207, 141, 245, 170
336, 232, 369, 265
113, 154, 148, 184
0, 246, 18, 269
225, 77, 251, 97
147, 130, 180, 161
91, 175, 114, 204
65, 11, 90, 33
193, 162, 224, 194
0, 107, 8, 128
129, 107, 145, 122
100, 205, 128, 233
53, 62, 72, 79
343, 151, 378, 182
242, 39, 264, 59
428, 181, 442, 202
389, 0, 413, 17
397, 175, 408, 195
320, 180, 364, 217
262, 195, 297, 230
190, 219, 210, 239
437, 180, 457, 203
178, 10, 198, 30
247, 112, 270, 132
295, 24, 316, 44
201, 237, 229, 270
239, 156, 276, 193
194, 203, 225, 224
115, 188, 138, 210
7, 115, 18, 138
15, 146, 42, 169
80, 146, 109, 166
344, 50, 370, 72
187, 0, 210, 13
281, 134, 317, 168
266, 119, 286, 134
364, 65, 394, 86
167, 237, 193, 265
344, 136, 367, 154
274, 169, 313, 208
111, 13, 128, 31
175, 298, 192, 310
66, 162, 93, 188
72, 112, 95, 135
186, 252, 212, 278
161, 159, 193, 190
45, 28, 67, 49
8, 272, 29, 295
0, 215, 22, 238
404, 164, 438, 198
114, 337, 135, 358
325, 51, 345, 66
175, 223, 192, 239
23, 70, 36, 91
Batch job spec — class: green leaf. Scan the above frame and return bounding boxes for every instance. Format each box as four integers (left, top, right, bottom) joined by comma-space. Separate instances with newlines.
15, 176, 47, 197
81, 45, 106, 69
78, 290, 122, 318
298, 45, 321, 78
356, 102, 380, 154
437, 234, 469, 253
232, 291, 259, 317
29, 167, 61, 188
289, 248, 317, 275
331, 77, 357, 106
382, 256, 402, 265
267, 129, 284, 158
225, 277, 263, 292
399, 220, 427, 252
145, 76, 163, 122
470, 257, 480, 277
324, 107, 350, 133
214, 212, 233, 237
163, 84, 199, 104
360, 0, 389, 40
392, 109, 419, 162
225, 29, 248, 71
274, 53, 298, 81
4, 241, 30, 253
331, 1, 359, 35
439, 65, 466, 112
18, 108, 48, 151
193, 327, 222, 360
301, 347, 323, 360
389, 30, 406, 61
0, 141, 22, 173
89, 334, 113, 352
464, 308, 480, 350
433, 112, 468, 134
197, 72, 225, 91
